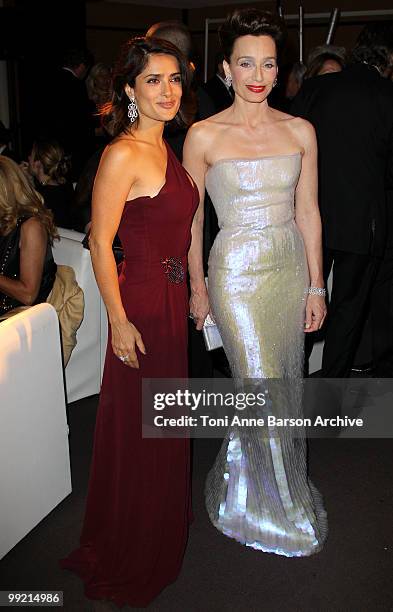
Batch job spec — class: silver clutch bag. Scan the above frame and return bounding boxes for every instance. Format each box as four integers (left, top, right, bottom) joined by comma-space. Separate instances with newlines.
202, 313, 223, 351
202, 277, 223, 351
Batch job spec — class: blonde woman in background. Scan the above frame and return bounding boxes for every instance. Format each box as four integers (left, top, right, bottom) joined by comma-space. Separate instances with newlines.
0, 156, 57, 315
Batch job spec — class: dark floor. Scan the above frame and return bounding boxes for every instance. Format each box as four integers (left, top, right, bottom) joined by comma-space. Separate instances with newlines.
1, 394, 392, 612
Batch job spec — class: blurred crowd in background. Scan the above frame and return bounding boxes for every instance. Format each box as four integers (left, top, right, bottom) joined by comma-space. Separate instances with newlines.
1, 17, 393, 378
2, 19, 391, 236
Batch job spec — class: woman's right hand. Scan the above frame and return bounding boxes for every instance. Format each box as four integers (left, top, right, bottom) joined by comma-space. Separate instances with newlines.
111, 319, 146, 368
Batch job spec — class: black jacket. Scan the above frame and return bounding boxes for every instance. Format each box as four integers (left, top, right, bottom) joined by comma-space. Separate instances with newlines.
291, 64, 393, 256
39, 68, 95, 180
203, 74, 233, 113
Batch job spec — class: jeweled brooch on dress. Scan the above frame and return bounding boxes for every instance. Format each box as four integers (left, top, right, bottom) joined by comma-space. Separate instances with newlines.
161, 257, 184, 284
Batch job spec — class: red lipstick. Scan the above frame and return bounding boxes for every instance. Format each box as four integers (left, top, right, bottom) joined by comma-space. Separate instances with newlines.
246, 85, 266, 93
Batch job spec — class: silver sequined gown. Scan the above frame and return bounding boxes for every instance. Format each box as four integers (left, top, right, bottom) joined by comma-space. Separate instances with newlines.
205, 153, 328, 557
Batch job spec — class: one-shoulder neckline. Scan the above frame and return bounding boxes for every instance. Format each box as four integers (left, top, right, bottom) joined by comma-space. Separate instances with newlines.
125, 141, 170, 204
206, 151, 302, 176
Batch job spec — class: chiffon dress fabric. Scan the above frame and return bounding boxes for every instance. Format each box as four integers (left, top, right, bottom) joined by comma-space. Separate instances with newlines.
204, 153, 328, 557
60, 142, 199, 607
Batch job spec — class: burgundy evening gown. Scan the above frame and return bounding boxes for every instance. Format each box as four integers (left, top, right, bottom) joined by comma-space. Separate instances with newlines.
60, 142, 199, 608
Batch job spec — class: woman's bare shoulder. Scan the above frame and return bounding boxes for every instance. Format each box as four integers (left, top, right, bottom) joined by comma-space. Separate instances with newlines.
95, 138, 140, 183
186, 110, 231, 148
275, 110, 315, 134
269, 107, 294, 122
20, 217, 46, 240
289, 117, 316, 148
272, 110, 316, 149
270, 107, 311, 127
101, 138, 136, 165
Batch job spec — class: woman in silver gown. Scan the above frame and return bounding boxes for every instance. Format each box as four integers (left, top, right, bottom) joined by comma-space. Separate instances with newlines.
184, 9, 328, 557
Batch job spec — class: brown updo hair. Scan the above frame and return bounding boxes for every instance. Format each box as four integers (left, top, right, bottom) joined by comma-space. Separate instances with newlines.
101, 36, 194, 138
219, 9, 285, 63
30, 139, 70, 185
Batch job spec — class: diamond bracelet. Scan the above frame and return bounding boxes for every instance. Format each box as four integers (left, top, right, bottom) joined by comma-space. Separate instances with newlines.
308, 287, 326, 296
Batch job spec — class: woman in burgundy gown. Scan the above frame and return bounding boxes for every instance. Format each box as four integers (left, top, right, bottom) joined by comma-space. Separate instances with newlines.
60, 37, 198, 608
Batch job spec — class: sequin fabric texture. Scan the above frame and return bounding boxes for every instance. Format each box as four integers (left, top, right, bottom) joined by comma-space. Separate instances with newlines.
205, 153, 328, 557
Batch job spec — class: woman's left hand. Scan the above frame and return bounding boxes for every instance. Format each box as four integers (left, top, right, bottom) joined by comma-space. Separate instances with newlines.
304, 294, 327, 332
189, 286, 210, 331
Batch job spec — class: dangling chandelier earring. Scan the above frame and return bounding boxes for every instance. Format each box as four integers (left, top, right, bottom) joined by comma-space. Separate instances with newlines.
127, 96, 138, 123
272, 77, 278, 88
225, 74, 232, 87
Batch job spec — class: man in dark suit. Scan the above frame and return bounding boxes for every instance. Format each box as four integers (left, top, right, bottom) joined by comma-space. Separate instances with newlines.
291, 23, 393, 377
203, 53, 233, 113
39, 48, 95, 181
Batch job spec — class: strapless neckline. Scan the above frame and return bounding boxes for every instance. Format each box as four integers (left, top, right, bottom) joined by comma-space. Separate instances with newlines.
206, 151, 302, 177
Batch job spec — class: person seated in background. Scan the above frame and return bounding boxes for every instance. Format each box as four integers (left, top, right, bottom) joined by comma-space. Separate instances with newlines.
304, 45, 346, 79
22, 139, 74, 229
0, 156, 57, 316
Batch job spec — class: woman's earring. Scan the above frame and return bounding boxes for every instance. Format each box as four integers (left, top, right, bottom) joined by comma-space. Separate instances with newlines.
225, 74, 232, 87
272, 77, 278, 88
127, 96, 138, 123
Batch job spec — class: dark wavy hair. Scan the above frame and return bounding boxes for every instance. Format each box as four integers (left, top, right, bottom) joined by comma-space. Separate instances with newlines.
100, 36, 194, 138
219, 9, 285, 63
351, 22, 393, 72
